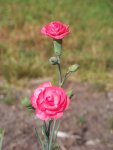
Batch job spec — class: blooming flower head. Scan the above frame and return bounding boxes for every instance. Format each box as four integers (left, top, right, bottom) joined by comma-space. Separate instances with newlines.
41, 21, 70, 39
30, 82, 70, 120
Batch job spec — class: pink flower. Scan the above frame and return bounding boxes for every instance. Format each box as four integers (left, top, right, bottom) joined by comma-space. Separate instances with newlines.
30, 82, 70, 120
41, 21, 70, 39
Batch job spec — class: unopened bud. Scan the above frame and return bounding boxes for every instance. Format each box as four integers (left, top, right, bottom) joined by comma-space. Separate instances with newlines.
68, 90, 74, 99
69, 64, 79, 72
49, 57, 58, 65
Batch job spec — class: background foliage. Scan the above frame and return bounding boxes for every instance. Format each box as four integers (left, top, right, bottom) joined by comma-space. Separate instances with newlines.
0, 0, 113, 87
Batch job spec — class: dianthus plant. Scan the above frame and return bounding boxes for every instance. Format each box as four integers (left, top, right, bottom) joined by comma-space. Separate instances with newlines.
22, 21, 79, 150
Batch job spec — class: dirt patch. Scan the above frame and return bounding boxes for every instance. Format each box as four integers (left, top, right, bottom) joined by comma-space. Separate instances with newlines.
0, 81, 113, 150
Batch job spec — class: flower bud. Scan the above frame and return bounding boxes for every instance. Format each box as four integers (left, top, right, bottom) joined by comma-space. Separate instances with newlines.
21, 97, 34, 110
69, 64, 79, 72
67, 90, 74, 99
49, 57, 58, 65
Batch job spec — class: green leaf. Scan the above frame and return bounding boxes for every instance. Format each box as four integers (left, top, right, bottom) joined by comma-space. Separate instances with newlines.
35, 128, 44, 150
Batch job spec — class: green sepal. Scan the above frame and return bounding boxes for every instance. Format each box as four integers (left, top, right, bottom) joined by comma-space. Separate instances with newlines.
67, 90, 74, 99
53, 39, 62, 56
21, 97, 35, 110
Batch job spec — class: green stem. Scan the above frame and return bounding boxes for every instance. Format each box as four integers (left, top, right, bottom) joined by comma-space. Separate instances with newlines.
43, 121, 49, 146
61, 71, 71, 87
47, 120, 53, 138
57, 56, 62, 86
49, 120, 56, 150
35, 128, 44, 150
43, 120, 53, 150
53, 120, 61, 145
0, 130, 4, 150
48, 39, 63, 150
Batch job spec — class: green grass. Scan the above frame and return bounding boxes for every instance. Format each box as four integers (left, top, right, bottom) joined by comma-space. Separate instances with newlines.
0, 0, 113, 88
0, 128, 4, 150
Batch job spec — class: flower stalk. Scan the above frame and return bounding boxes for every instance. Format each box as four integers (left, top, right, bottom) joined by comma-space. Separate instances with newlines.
56, 56, 62, 86
47, 40, 63, 150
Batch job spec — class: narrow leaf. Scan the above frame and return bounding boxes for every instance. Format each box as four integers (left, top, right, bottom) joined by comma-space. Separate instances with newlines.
35, 128, 44, 150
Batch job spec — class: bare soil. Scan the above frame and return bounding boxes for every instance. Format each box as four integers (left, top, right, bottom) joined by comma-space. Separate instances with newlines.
0, 80, 113, 150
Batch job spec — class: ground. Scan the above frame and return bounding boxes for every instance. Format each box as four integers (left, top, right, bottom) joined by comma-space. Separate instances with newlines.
0, 0, 113, 86
0, 79, 113, 150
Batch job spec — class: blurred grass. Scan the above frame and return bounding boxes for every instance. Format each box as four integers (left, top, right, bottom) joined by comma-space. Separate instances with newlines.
0, 128, 4, 150
0, 0, 113, 87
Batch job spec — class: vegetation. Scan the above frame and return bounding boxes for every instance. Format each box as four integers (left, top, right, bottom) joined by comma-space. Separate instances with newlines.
0, 0, 113, 88
0, 129, 4, 150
